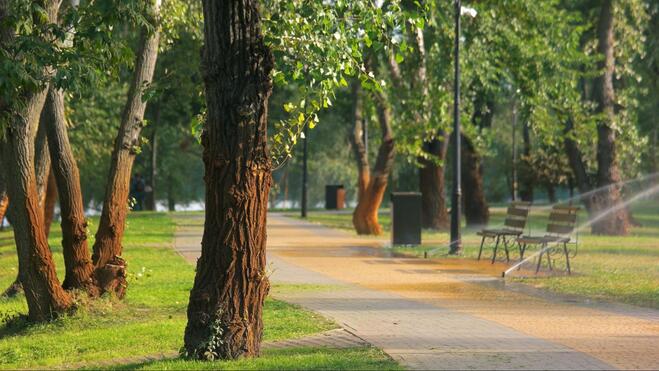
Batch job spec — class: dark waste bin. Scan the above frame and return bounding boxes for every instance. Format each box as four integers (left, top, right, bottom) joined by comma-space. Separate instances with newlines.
390, 192, 422, 245
325, 185, 346, 210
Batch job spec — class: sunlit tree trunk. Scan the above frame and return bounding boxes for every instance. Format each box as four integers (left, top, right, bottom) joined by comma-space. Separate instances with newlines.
350, 83, 395, 235
590, 0, 631, 235
419, 136, 449, 230
44, 87, 95, 291
184, 0, 273, 359
92, 0, 160, 297
43, 170, 57, 236
519, 121, 535, 202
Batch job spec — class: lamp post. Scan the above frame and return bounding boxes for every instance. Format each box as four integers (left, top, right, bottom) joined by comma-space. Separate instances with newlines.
511, 97, 518, 201
301, 123, 309, 218
449, 0, 476, 255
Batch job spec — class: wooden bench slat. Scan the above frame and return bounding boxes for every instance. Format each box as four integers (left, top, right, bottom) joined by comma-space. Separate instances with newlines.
507, 207, 529, 217
547, 223, 574, 234
549, 213, 577, 223
504, 218, 526, 229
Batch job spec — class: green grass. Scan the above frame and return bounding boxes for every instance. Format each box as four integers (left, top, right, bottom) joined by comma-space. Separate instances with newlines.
114, 347, 401, 370
0, 212, 397, 369
295, 202, 659, 309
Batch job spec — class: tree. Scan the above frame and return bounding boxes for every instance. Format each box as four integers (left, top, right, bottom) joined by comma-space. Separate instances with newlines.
350, 82, 395, 235
183, 0, 273, 359
91, 0, 161, 297
44, 86, 95, 291
0, 0, 73, 321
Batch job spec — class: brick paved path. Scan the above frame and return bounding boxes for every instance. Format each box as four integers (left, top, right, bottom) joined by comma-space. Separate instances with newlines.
173, 213, 659, 370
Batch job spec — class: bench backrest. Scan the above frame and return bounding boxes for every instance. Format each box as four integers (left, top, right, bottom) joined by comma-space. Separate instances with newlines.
504, 201, 532, 231
546, 205, 579, 236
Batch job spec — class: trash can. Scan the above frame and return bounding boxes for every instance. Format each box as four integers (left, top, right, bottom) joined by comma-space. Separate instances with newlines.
325, 185, 346, 210
390, 192, 422, 245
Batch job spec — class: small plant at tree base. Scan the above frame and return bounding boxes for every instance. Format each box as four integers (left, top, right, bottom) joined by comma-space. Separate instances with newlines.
181, 311, 225, 361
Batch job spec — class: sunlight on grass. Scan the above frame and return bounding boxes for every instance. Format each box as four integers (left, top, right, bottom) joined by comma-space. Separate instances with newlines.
295, 201, 659, 309
0, 212, 392, 369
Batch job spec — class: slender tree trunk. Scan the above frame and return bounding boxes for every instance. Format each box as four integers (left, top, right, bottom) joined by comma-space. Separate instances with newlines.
92, 1, 161, 297
43, 87, 95, 291
184, 0, 273, 359
350, 83, 395, 235
461, 133, 489, 226
43, 170, 57, 236
546, 183, 557, 203
519, 121, 534, 202
591, 0, 631, 235
0, 0, 72, 321
34, 117, 51, 210
167, 175, 175, 211
147, 126, 157, 211
0, 171, 20, 298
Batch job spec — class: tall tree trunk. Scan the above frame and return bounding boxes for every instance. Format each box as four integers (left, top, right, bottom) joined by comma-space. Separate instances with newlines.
43, 170, 57, 236
351, 83, 395, 235
34, 118, 51, 211
147, 126, 157, 211
419, 135, 449, 229
591, 0, 631, 235
44, 87, 95, 291
0, 0, 72, 321
184, 0, 273, 359
461, 133, 489, 226
519, 121, 534, 202
0, 171, 20, 298
91, 1, 161, 297
167, 175, 175, 211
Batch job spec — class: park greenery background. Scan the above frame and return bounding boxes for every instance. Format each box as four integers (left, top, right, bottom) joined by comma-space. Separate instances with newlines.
0, 0, 657, 368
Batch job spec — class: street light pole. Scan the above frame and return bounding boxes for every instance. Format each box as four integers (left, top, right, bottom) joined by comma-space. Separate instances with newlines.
449, 0, 462, 254
301, 123, 309, 218
511, 98, 518, 201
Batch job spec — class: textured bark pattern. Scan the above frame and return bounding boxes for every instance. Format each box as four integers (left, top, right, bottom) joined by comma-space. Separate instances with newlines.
184, 0, 273, 359
351, 85, 395, 235
590, 0, 630, 235
92, 9, 160, 297
44, 87, 94, 291
461, 133, 489, 226
0, 0, 71, 321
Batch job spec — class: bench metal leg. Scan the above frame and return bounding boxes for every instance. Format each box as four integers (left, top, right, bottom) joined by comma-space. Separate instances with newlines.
535, 243, 547, 274
519, 243, 527, 260
477, 236, 486, 261
491, 235, 501, 264
563, 242, 571, 275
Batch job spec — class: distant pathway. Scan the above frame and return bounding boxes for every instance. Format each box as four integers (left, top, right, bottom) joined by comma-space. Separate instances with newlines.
172, 213, 659, 370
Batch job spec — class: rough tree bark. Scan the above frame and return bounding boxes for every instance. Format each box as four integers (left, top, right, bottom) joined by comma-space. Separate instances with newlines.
0, 0, 72, 321
350, 83, 395, 235
91, 1, 161, 297
44, 87, 95, 291
34, 117, 51, 210
590, 0, 631, 235
183, 0, 273, 359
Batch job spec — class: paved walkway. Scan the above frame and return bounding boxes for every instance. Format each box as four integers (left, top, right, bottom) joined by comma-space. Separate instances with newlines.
172, 213, 659, 370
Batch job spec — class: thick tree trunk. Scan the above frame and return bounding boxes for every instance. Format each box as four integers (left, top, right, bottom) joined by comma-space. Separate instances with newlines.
184, 0, 273, 360
350, 83, 395, 235
461, 133, 489, 226
419, 135, 449, 230
43, 170, 57, 236
0, 0, 72, 321
92, 2, 160, 297
44, 87, 95, 291
591, 0, 631, 235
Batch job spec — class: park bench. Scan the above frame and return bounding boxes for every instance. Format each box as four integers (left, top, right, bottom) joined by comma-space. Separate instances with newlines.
516, 205, 579, 274
477, 201, 532, 263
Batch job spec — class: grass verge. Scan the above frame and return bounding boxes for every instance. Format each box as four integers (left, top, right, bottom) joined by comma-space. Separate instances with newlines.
294, 202, 659, 309
0, 212, 397, 369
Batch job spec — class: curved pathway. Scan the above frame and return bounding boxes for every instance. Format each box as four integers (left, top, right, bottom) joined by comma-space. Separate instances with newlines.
172, 213, 659, 370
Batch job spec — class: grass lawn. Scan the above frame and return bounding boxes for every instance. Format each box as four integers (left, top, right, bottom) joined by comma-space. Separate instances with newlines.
294, 201, 659, 309
0, 212, 398, 369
